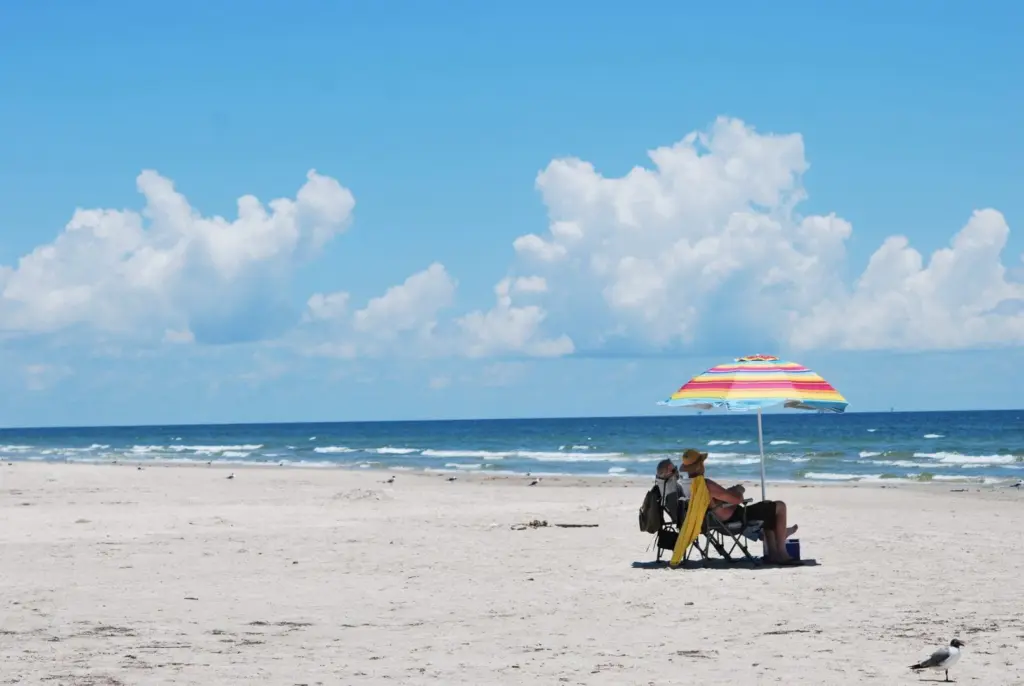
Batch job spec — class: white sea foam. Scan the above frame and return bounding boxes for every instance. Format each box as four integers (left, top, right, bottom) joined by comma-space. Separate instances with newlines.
803, 472, 881, 481
421, 449, 510, 459
875, 474, 1007, 484
515, 450, 625, 461
287, 459, 344, 468
727, 458, 762, 466
168, 444, 263, 453
859, 451, 882, 458
424, 467, 561, 477
914, 451, 1018, 465
608, 467, 627, 474
869, 459, 935, 469
867, 429, 877, 432
770, 440, 798, 445
39, 445, 109, 455
144, 456, 264, 466
313, 446, 357, 454
374, 447, 417, 455
420, 449, 625, 462
707, 439, 751, 446
707, 453, 761, 465
444, 463, 483, 470
923, 433, 944, 439
75, 456, 333, 469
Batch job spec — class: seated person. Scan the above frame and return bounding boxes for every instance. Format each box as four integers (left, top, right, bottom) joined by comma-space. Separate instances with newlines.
656, 449, 799, 564
655, 454, 748, 524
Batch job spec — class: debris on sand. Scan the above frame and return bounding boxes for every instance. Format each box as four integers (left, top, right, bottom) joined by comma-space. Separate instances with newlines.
511, 520, 599, 531
511, 519, 548, 530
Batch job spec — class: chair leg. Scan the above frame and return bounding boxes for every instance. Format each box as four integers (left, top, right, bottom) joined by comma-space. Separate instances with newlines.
707, 531, 733, 560
688, 535, 708, 564
686, 536, 706, 564
705, 510, 768, 564
721, 533, 739, 561
723, 531, 759, 563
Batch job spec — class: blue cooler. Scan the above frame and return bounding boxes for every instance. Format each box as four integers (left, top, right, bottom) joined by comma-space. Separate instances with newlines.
785, 538, 801, 560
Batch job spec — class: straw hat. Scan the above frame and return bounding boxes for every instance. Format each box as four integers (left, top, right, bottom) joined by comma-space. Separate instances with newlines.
680, 448, 708, 468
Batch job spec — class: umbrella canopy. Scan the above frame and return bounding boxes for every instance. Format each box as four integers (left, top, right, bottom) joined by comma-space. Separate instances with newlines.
659, 354, 848, 500
660, 354, 848, 413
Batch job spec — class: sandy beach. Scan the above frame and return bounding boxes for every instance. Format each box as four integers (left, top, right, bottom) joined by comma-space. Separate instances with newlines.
1, 462, 1022, 685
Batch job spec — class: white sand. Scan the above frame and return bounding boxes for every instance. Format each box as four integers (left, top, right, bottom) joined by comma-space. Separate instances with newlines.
1, 462, 1022, 684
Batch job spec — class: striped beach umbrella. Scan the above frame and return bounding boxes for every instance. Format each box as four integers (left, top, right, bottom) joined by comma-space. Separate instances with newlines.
659, 354, 848, 499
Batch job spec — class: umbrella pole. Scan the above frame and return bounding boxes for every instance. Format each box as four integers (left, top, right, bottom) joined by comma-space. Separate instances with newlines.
757, 407, 766, 502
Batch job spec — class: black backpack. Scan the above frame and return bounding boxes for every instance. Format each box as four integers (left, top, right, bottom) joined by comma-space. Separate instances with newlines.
638, 484, 663, 534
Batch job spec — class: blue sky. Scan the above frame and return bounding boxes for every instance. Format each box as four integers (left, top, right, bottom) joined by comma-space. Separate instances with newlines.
1, 1, 1022, 427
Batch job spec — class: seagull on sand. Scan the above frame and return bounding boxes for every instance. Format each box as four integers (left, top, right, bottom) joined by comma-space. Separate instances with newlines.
910, 638, 965, 682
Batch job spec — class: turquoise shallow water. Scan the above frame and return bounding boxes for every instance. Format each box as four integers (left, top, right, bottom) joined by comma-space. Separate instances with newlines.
1, 410, 1022, 484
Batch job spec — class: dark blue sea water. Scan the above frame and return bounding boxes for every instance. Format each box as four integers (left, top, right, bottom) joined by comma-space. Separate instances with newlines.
1, 411, 1022, 484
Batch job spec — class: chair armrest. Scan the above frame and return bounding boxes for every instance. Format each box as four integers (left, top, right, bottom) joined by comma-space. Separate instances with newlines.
710, 498, 750, 512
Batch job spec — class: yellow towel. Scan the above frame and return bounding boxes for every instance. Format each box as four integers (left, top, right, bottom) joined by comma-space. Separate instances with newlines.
669, 475, 709, 567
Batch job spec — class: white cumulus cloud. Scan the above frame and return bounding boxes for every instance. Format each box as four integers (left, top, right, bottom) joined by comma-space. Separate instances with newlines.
791, 209, 1024, 350
301, 268, 571, 360
0, 169, 355, 344
7, 116, 1019, 363
506, 116, 1023, 352
456, 277, 574, 358
304, 291, 351, 323
352, 262, 457, 338
300, 263, 460, 359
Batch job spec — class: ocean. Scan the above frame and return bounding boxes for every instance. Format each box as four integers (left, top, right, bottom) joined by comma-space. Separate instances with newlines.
1, 410, 1022, 485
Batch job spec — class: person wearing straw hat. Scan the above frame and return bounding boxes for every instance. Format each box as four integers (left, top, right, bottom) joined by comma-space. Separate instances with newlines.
658, 449, 799, 565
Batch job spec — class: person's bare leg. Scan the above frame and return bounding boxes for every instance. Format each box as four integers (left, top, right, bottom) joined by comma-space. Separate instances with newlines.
772, 502, 794, 562
763, 530, 779, 561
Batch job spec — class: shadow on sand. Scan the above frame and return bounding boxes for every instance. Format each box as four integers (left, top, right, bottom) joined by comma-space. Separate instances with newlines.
631, 558, 820, 571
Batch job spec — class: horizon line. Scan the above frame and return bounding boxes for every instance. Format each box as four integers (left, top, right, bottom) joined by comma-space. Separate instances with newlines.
1, 407, 1021, 433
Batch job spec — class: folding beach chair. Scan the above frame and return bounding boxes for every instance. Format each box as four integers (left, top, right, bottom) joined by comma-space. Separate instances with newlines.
652, 477, 765, 565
